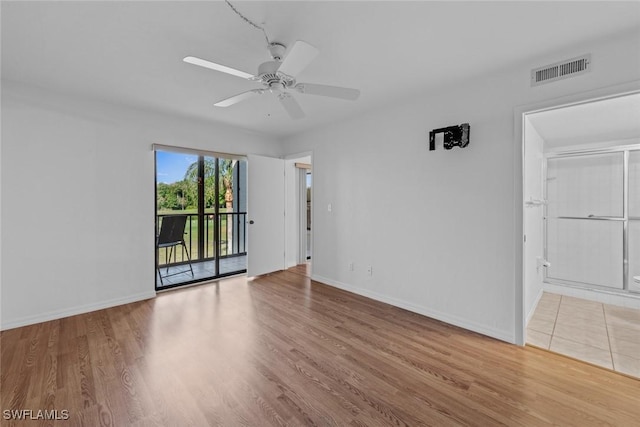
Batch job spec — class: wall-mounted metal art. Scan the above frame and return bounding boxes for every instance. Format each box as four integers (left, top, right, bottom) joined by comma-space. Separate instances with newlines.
429, 123, 470, 151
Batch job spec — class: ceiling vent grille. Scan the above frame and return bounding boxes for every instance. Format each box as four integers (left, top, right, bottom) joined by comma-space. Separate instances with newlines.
531, 54, 591, 86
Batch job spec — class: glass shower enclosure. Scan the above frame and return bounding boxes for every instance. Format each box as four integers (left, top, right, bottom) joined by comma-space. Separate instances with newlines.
545, 146, 640, 293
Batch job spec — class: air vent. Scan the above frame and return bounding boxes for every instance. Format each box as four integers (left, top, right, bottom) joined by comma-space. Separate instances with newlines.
531, 54, 591, 86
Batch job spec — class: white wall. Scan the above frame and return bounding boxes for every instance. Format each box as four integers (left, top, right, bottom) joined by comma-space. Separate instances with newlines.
3, 30, 640, 339
0, 75, 3, 328
281, 30, 640, 343
1, 80, 281, 330
523, 118, 545, 324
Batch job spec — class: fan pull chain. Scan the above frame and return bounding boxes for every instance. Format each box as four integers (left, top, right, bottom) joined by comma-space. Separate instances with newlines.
224, 0, 271, 47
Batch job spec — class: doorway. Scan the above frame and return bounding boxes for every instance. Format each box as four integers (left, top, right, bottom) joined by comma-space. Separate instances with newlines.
300, 164, 312, 262
522, 92, 640, 376
288, 155, 312, 269
154, 147, 247, 289
306, 169, 311, 260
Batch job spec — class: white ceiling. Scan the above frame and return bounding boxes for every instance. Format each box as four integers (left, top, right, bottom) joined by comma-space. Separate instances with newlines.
529, 92, 640, 149
2, 1, 640, 137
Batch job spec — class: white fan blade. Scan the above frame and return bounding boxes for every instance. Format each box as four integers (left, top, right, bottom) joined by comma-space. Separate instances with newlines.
294, 83, 360, 100
278, 93, 305, 120
215, 90, 263, 107
184, 56, 254, 80
277, 41, 319, 78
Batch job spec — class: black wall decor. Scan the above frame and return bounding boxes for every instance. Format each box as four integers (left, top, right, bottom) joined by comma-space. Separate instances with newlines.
429, 123, 470, 151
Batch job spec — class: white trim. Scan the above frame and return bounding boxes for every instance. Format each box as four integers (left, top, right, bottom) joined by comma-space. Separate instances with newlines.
515, 79, 640, 347
283, 151, 313, 271
298, 167, 308, 264
545, 138, 640, 155
520, 86, 640, 117
526, 288, 544, 326
311, 274, 514, 344
152, 143, 246, 161
545, 142, 640, 158
284, 150, 313, 160
0, 291, 157, 331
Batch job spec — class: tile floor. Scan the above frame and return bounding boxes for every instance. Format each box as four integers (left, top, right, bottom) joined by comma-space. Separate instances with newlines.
527, 292, 640, 378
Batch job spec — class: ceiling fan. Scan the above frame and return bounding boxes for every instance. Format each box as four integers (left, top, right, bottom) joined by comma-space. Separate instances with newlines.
184, 40, 360, 119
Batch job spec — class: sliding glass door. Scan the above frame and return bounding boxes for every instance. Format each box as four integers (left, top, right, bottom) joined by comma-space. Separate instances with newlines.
545, 147, 638, 293
155, 149, 247, 289
629, 150, 640, 292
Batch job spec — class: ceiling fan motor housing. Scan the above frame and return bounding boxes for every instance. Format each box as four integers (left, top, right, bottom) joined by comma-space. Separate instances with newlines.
257, 60, 295, 89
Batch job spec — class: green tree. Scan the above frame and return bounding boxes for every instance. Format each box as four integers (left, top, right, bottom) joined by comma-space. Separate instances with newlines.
184, 158, 236, 209
156, 182, 170, 211
220, 159, 236, 210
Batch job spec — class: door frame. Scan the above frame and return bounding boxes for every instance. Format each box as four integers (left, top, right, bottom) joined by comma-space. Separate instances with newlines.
298, 165, 311, 264
514, 80, 640, 345
153, 144, 248, 290
284, 152, 313, 269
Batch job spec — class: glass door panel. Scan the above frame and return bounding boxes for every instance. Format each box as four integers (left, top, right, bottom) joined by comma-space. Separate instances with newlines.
219, 159, 247, 275
546, 152, 625, 291
547, 152, 624, 218
203, 156, 218, 265
547, 218, 623, 289
155, 150, 247, 289
155, 150, 201, 287
629, 150, 640, 218
629, 221, 640, 293
630, 150, 640, 292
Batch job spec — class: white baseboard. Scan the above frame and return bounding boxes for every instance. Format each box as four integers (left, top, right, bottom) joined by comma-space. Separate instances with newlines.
526, 288, 544, 326
0, 291, 157, 331
311, 274, 514, 344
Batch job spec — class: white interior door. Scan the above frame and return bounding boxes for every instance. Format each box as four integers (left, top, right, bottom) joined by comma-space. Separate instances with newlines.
247, 154, 285, 277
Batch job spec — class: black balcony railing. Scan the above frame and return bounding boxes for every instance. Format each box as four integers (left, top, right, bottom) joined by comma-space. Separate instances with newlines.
156, 212, 247, 267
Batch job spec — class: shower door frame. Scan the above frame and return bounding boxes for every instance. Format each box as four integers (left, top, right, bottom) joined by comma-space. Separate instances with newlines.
543, 142, 640, 294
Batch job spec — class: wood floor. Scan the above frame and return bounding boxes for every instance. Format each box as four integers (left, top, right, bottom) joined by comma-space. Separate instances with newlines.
2, 265, 639, 426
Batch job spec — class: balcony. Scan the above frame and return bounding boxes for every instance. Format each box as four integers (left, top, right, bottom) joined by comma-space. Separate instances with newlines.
156, 211, 247, 288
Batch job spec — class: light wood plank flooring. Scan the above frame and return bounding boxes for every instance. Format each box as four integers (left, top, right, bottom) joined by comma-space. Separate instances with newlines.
2, 265, 639, 426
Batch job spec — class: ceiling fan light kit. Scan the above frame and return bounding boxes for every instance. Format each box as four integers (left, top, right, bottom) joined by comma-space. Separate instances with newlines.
182, 1, 360, 119
267, 43, 287, 61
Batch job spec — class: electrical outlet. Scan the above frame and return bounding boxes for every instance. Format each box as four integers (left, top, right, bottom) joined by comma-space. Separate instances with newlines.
349, 262, 354, 271
367, 265, 372, 276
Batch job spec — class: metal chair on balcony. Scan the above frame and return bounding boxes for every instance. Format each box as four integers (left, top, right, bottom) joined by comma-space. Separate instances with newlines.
156, 215, 194, 285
